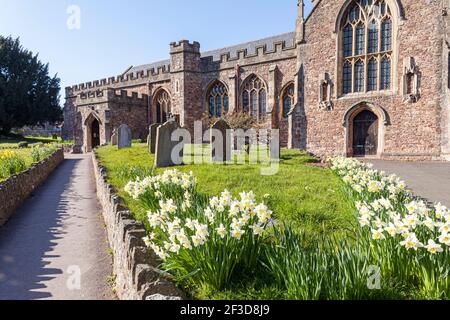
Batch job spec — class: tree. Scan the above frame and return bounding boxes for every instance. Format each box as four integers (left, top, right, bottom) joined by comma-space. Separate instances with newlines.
0, 36, 62, 135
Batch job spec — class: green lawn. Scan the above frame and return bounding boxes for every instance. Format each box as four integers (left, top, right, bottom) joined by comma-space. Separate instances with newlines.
96, 144, 356, 236
0, 135, 71, 148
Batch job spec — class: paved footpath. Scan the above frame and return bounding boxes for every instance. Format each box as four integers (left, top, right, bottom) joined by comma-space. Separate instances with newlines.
0, 154, 115, 300
367, 160, 450, 207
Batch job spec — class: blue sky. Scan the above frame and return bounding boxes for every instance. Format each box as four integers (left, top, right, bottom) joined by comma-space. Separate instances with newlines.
0, 0, 313, 99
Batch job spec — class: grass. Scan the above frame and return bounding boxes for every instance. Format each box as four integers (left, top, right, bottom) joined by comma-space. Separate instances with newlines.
0, 134, 71, 148
95, 144, 357, 299
96, 144, 356, 235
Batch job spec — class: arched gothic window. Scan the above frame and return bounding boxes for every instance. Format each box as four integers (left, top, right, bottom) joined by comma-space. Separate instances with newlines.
341, 0, 393, 95
154, 89, 171, 124
241, 75, 267, 122
281, 84, 294, 118
207, 81, 229, 118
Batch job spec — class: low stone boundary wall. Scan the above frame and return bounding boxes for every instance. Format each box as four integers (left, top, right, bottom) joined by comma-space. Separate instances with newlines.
0, 149, 64, 226
91, 153, 183, 300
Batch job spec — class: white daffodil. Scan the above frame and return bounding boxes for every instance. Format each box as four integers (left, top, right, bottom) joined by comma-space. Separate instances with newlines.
400, 234, 423, 251
358, 215, 371, 227
438, 233, 450, 246
210, 196, 220, 208
385, 223, 398, 237
191, 235, 203, 247
251, 224, 265, 236
435, 203, 448, 219
423, 218, 436, 231
438, 223, 450, 234
185, 218, 196, 231
404, 215, 420, 229
372, 228, 386, 241
374, 217, 386, 229
231, 228, 245, 240
216, 224, 227, 239
196, 224, 209, 238
143, 236, 152, 247
425, 240, 443, 254
368, 180, 382, 193
379, 198, 393, 210
205, 207, 215, 223
231, 218, 244, 230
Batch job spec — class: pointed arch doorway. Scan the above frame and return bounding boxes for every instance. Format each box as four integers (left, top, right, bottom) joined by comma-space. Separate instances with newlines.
91, 119, 100, 149
352, 110, 378, 156
343, 102, 388, 158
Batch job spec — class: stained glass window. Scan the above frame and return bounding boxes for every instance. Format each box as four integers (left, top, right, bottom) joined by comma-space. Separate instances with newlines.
368, 59, 378, 91
154, 89, 171, 124
340, 0, 393, 94
282, 84, 294, 118
354, 60, 365, 92
241, 75, 267, 122
381, 57, 391, 90
207, 81, 228, 118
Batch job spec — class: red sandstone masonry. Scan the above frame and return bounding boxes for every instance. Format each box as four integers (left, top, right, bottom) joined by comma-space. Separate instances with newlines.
0, 149, 64, 226
91, 153, 183, 300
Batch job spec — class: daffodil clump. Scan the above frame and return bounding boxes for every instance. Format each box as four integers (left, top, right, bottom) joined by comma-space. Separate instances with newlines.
0, 150, 26, 180
125, 169, 272, 290
331, 157, 450, 255
331, 157, 450, 298
31, 144, 58, 163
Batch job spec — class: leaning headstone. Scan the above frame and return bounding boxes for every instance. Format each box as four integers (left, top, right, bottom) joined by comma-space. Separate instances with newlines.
155, 120, 184, 168
118, 124, 132, 149
147, 124, 159, 154
111, 129, 118, 146
210, 119, 232, 163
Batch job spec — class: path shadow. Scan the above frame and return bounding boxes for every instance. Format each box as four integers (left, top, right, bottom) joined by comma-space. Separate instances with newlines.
0, 158, 81, 300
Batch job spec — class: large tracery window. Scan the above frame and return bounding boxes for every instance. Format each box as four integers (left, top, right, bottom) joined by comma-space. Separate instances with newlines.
341, 0, 393, 95
207, 81, 229, 118
241, 75, 267, 122
154, 89, 171, 124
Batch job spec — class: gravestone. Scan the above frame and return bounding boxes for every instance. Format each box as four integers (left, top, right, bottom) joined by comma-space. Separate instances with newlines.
155, 120, 184, 167
210, 119, 232, 163
147, 124, 159, 154
118, 124, 132, 149
111, 128, 118, 146
269, 130, 281, 160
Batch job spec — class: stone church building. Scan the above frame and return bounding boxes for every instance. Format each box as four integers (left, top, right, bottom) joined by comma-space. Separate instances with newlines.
63, 0, 450, 161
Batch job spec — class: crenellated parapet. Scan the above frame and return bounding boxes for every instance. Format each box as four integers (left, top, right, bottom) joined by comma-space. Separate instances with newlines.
75, 88, 148, 107
66, 65, 171, 97
170, 40, 201, 54
200, 36, 297, 71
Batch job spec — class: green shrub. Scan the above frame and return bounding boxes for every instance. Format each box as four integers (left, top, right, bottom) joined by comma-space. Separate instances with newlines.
18, 141, 29, 149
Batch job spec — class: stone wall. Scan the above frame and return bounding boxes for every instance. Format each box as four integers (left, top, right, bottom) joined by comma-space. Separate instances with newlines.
91, 153, 183, 300
0, 149, 64, 226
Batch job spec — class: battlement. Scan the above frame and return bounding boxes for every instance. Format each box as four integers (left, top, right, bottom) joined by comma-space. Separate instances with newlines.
200, 36, 297, 66
66, 65, 171, 96
75, 88, 148, 106
170, 40, 201, 54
